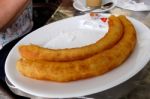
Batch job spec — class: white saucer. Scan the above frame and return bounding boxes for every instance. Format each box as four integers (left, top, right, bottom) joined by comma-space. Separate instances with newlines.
73, 0, 116, 12
116, 0, 150, 11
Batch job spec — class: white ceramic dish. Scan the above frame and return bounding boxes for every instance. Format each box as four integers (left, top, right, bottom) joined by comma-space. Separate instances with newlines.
73, 0, 116, 12
116, 0, 150, 11
5, 14, 150, 98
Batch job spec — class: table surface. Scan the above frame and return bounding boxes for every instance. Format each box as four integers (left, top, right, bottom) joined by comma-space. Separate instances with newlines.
2, 0, 150, 99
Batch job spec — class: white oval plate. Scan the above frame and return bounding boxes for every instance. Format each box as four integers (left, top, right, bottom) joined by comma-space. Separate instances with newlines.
5, 14, 150, 98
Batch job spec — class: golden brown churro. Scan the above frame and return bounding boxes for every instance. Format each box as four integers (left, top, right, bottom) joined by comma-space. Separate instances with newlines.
17, 16, 136, 82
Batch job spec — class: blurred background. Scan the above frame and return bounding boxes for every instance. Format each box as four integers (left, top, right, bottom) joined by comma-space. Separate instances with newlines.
32, 0, 61, 29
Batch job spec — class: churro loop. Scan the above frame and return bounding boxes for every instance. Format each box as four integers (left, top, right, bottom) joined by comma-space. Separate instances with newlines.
17, 16, 136, 82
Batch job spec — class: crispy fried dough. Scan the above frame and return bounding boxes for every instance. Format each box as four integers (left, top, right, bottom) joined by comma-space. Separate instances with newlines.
16, 16, 137, 82
19, 15, 123, 61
